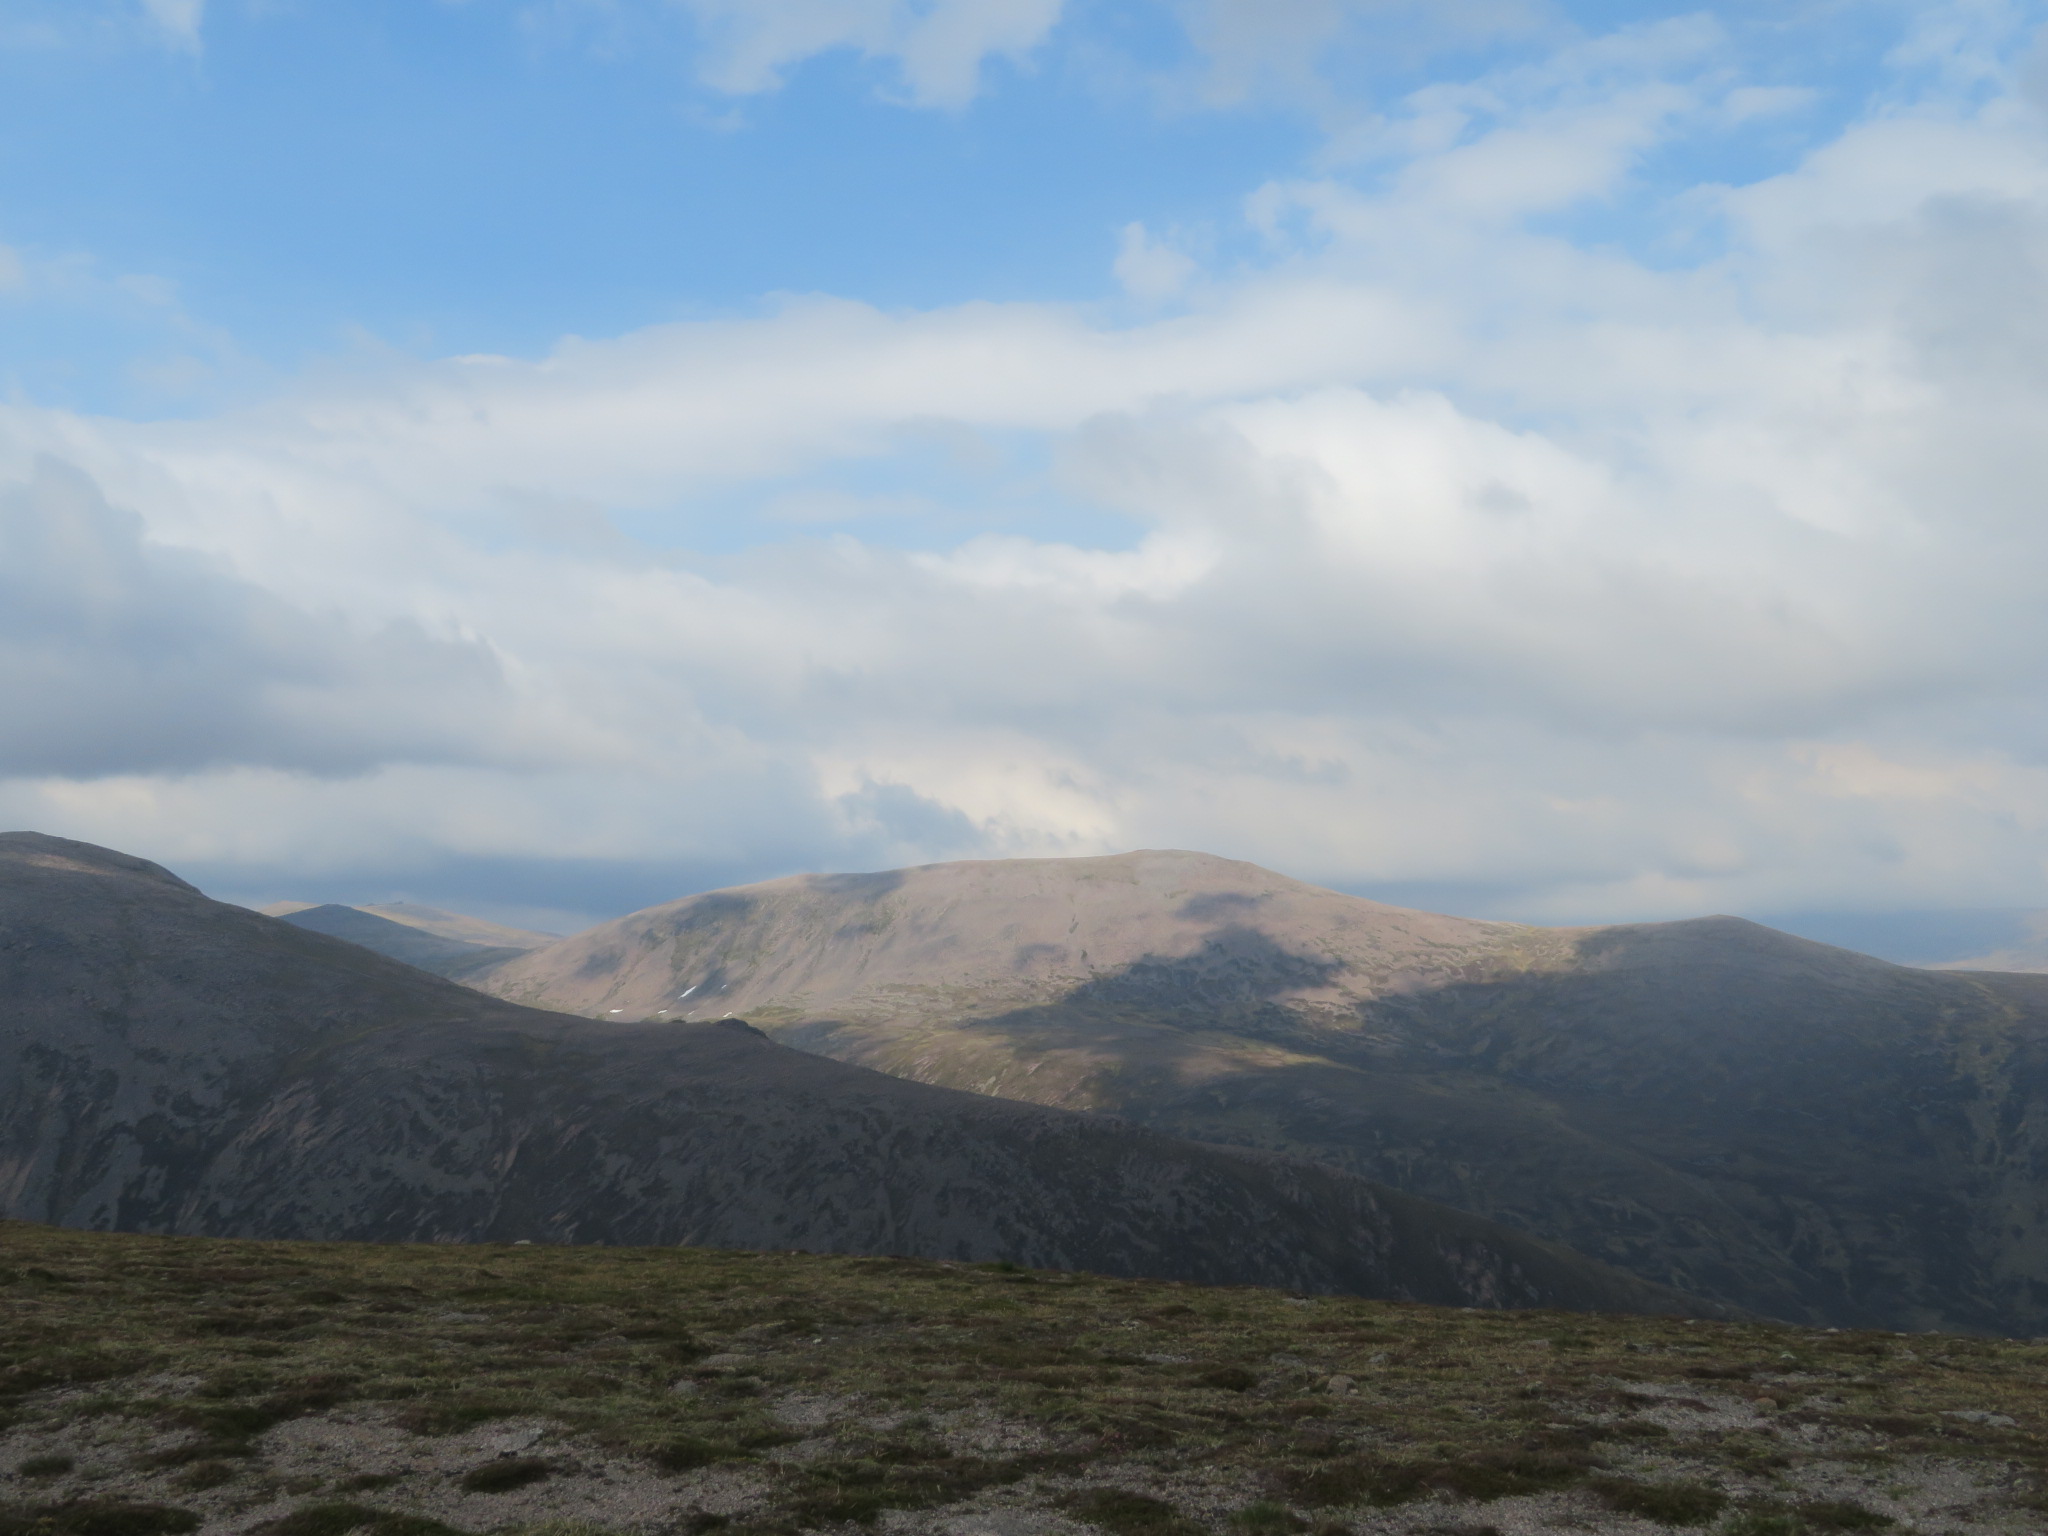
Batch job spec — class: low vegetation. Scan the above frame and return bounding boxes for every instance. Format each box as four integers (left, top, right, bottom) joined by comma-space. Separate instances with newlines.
2, 1222, 2042, 1534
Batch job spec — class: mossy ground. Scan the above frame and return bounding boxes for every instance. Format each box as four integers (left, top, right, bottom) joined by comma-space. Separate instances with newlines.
2, 1223, 2042, 1536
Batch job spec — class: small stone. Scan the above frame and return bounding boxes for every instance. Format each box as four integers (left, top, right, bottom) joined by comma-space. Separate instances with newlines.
669, 1379, 701, 1396
1944, 1410, 2018, 1428
1324, 1374, 1358, 1395
698, 1352, 752, 1369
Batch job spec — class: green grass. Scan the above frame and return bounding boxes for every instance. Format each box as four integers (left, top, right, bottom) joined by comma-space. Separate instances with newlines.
1, 1221, 2044, 1533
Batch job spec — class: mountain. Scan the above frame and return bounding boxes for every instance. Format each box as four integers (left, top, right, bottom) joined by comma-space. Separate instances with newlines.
355, 900, 561, 950
0, 832, 1694, 1315
264, 902, 536, 979
475, 848, 2048, 1335
260, 898, 560, 951
1934, 924, 2048, 972
256, 900, 556, 980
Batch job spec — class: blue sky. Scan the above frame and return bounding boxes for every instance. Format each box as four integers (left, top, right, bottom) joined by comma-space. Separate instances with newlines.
6, 0, 2048, 928
0, 6, 1292, 399
0, 1, 1928, 409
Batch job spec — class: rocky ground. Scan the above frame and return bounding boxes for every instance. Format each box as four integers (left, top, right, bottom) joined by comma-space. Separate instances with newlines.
2, 1222, 2043, 1536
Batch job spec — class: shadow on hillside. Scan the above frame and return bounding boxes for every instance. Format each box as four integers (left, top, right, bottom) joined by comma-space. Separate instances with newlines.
982, 923, 1344, 1046
805, 921, 2048, 1333
771, 921, 1357, 1083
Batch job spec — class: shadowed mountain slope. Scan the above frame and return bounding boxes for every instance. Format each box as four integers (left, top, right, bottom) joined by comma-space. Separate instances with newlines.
476, 849, 2048, 1334
0, 832, 1696, 1314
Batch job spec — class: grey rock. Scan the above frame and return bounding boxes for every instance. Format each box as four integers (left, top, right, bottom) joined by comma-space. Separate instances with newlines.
1944, 1410, 2018, 1427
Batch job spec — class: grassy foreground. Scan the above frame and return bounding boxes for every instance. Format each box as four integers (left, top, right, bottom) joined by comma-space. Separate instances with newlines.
1, 1223, 2043, 1536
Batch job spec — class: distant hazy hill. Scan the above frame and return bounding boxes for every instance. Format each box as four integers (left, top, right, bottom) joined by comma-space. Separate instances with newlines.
262, 903, 534, 979
478, 849, 2048, 1334
0, 833, 1690, 1314
256, 899, 556, 980
1758, 908, 2048, 972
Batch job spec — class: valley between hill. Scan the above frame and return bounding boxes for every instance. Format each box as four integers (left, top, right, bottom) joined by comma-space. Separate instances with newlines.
3, 1222, 2043, 1536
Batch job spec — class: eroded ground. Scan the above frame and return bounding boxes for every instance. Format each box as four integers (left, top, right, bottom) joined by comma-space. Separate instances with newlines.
2, 1223, 2043, 1536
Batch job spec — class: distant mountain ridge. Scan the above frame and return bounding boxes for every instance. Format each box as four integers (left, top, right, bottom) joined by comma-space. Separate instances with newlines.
261, 903, 538, 979
0, 832, 1695, 1316
475, 849, 2048, 1335
1758, 907, 2048, 972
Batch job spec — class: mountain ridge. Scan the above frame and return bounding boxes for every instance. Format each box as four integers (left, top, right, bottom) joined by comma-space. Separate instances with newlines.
266, 902, 538, 979
473, 848, 2048, 1334
0, 831, 1697, 1316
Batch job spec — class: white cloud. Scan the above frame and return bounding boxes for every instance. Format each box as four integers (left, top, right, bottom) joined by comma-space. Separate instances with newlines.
138, 0, 203, 50
12, 11, 2048, 919
674, 0, 1065, 106
0, 2, 201, 51
1167, 0, 1552, 118
1113, 222, 1199, 304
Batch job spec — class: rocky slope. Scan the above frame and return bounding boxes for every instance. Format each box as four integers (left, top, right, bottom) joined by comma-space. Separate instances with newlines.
476, 849, 2048, 1334
0, 832, 1690, 1314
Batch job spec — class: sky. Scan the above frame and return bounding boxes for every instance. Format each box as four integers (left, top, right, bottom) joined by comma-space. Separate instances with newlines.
5, 0, 2048, 930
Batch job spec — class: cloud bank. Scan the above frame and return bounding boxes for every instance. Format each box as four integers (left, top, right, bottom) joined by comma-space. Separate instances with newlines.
7, 3, 2048, 922
0, 459, 518, 778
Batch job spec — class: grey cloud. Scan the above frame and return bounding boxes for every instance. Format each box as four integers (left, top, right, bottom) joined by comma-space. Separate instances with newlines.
835, 777, 986, 856
0, 457, 513, 778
